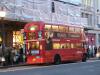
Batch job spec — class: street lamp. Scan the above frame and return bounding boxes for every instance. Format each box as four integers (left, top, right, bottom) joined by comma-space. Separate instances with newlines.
0, 7, 6, 60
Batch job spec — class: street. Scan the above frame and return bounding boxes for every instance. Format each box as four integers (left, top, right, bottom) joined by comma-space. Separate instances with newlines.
0, 60, 100, 75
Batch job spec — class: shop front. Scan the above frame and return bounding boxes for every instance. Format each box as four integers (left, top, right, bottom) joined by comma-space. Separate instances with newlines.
86, 33, 96, 57
0, 20, 26, 48
86, 33, 96, 46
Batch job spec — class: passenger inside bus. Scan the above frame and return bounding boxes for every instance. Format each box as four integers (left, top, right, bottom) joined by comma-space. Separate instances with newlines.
45, 32, 53, 50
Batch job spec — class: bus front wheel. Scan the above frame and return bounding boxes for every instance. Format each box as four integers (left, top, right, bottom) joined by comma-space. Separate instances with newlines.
54, 55, 61, 65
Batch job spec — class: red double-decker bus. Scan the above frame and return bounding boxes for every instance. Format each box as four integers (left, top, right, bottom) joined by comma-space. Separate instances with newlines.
24, 21, 87, 64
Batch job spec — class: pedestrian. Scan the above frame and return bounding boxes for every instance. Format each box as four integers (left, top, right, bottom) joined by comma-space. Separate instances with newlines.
19, 47, 23, 63
4, 47, 12, 65
94, 46, 97, 57
12, 47, 19, 64
87, 47, 90, 58
0, 44, 2, 57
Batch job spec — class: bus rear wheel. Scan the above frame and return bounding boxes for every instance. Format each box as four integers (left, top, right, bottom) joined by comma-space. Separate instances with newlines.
54, 55, 61, 65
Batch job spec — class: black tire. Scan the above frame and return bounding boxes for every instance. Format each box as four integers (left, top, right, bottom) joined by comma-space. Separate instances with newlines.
54, 55, 61, 65
82, 54, 87, 62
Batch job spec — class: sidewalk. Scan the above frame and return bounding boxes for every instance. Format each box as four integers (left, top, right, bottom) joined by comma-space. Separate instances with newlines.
0, 58, 99, 69
0, 63, 27, 69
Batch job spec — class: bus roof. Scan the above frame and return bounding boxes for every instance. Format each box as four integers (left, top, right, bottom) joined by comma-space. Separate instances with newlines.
24, 21, 84, 29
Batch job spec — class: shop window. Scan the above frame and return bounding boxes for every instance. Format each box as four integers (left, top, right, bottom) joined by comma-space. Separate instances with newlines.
13, 31, 23, 48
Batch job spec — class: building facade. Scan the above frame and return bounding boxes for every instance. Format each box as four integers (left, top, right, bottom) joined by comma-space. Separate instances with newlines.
1, 0, 96, 48
81, 0, 100, 48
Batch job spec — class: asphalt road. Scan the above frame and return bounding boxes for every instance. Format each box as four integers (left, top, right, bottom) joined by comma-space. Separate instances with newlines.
0, 60, 100, 75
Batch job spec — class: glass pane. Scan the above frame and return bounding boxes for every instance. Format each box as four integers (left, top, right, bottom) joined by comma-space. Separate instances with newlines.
27, 41, 39, 50
65, 27, 69, 32
71, 43, 74, 48
75, 43, 82, 48
75, 28, 81, 33
13, 31, 23, 47
68, 34, 80, 38
27, 32, 36, 40
66, 43, 71, 48
45, 25, 51, 30
52, 25, 59, 31
61, 43, 66, 49
69, 27, 75, 32
59, 26, 65, 32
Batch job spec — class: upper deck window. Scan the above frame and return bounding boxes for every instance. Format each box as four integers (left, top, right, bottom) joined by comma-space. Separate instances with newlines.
59, 26, 66, 32
52, 25, 59, 31
45, 25, 52, 30
74, 28, 81, 33
69, 27, 75, 32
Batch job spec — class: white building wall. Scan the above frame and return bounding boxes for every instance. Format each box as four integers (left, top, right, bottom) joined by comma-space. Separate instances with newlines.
81, 0, 100, 47
0, 0, 87, 27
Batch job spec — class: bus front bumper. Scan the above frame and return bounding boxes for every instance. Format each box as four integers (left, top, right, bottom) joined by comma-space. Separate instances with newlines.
27, 56, 44, 64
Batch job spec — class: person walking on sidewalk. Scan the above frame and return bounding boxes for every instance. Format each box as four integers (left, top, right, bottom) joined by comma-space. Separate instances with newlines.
19, 47, 24, 63
94, 46, 97, 57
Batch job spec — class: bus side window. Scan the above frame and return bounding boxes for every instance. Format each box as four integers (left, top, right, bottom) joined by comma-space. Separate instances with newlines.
45, 37, 53, 50
45, 32, 53, 50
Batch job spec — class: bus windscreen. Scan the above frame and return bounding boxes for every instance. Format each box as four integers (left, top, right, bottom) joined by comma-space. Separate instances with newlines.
27, 32, 36, 40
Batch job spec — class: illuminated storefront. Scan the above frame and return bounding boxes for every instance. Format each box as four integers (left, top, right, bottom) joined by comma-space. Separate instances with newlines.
13, 31, 24, 49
